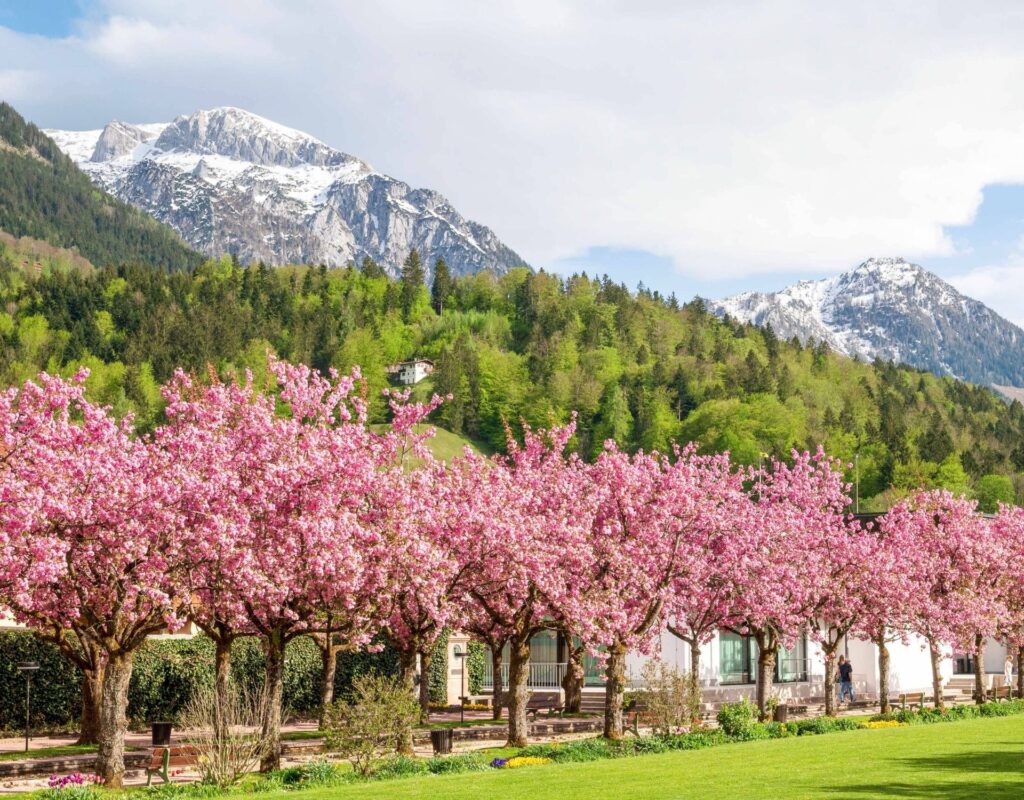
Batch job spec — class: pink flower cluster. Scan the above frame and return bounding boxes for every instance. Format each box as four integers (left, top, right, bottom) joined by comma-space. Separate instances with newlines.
47, 773, 100, 789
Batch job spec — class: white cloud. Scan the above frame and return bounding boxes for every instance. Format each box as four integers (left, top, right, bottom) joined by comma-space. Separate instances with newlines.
6, 1, 1024, 289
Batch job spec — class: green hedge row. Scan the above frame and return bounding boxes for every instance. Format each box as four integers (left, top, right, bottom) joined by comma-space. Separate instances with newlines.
0, 631, 448, 732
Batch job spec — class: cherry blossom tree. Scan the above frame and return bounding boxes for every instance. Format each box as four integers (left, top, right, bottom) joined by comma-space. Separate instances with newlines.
454, 420, 593, 747
852, 513, 918, 715
728, 450, 848, 718
584, 444, 747, 738
159, 359, 438, 770
993, 505, 1024, 698
0, 370, 192, 786
662, 451, 752, 687
887, 492, 1002, 708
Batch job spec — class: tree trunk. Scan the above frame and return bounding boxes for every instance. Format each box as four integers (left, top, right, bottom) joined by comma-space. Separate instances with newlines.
491, 646, 505, 721
689, 639, 701, 684
561, 644, 584, 714
94, 650, 133, 787
603, 642, 627, 740
418, 648, 433, 721
823, 647, 837, 717
260, 630, 286, 773
213, 636, 233, 741
317, 640, 337, 729
396, 648, 418, 755
1017, 645, 1024, 699
505, 633, 531, 747
927, 636, 945, 709
754, 632, 777, 720
77, 666, 104, 746
876, 635, 891, 715
973, 634, 986, 704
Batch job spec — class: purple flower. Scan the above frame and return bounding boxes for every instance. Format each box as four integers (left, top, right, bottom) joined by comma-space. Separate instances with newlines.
490, 757, 509, 768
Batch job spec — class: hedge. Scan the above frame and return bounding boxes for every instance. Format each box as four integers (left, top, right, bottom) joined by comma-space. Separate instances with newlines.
0, 631, 448, 732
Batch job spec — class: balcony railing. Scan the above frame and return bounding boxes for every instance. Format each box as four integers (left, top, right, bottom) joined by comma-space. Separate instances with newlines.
481, 661, 566, 689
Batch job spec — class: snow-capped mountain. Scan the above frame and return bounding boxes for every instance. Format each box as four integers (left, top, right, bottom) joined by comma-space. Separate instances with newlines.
710, 257, 1024, 388
46, 107, 526, 277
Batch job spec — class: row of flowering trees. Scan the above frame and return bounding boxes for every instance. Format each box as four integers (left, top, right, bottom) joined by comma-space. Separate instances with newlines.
0, 361, 1021, 785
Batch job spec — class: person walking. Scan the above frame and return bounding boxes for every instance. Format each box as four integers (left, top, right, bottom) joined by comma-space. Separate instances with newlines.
837, 655, 855, 706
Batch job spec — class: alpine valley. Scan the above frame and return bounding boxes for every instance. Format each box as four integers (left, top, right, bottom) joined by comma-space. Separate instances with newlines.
46, 106, 526, 279
711, 257, 1024, 390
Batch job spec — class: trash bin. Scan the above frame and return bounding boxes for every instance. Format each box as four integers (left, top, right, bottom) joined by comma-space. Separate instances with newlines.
772, 705, 788, 723
151, 721, 173, 746
429, 728, 453, 755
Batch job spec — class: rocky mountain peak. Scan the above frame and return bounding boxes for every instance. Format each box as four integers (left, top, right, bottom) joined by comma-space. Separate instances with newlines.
152, 107, 358, 170
46, 107, 526, 277
711, 258, 1024, 388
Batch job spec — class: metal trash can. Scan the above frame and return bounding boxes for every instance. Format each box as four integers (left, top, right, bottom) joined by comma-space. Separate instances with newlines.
772, 705, 788, 723
429, 728, 453, 755
151, 721, 173, 746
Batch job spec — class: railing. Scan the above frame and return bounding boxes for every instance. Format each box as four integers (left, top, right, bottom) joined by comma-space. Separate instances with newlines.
481, 662, 566, 689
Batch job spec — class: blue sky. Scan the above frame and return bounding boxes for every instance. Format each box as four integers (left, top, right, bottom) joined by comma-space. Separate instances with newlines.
4, 2, 1024, 323
0, 1, 81, 38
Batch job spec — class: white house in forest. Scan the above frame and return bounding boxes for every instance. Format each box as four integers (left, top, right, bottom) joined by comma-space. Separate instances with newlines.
387, 358, 434, 385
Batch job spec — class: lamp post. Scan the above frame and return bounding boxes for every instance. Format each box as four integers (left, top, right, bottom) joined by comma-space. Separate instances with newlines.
453, 648, 468, 725
17, 662, 39, 752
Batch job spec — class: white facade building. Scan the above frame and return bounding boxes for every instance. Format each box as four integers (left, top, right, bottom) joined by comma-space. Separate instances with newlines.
462, 625, 1018, 709
387, 359, 434, 385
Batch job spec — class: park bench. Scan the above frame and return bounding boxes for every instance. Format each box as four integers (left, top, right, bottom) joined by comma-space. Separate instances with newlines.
891, 692, 926, 711
145, 745, 201, 786
525, 691, 564, 720
991, 685, 1014, 702
625, 698, 654, 735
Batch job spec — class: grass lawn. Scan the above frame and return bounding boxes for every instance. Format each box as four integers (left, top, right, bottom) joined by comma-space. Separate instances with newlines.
245, 715, 1024, 800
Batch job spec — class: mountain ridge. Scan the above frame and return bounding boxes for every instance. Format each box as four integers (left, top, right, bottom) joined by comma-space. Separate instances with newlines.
710, 257, 1024, 388
46, 107, 527, 279
0, 102, 202, 272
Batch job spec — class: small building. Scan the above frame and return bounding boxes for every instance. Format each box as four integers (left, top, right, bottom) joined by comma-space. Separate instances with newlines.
387, 358, 434, 385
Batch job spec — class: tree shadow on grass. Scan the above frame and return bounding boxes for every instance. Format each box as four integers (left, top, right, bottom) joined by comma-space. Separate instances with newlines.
829, 749, 1024, 799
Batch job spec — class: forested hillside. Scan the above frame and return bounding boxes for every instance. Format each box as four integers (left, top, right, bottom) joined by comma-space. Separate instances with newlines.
0, 242, 1021, 511
0, 103, 201, 272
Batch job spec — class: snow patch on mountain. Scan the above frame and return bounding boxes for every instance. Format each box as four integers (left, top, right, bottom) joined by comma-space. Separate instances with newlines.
45, 107, 525, 277
711, 257, 1024, 388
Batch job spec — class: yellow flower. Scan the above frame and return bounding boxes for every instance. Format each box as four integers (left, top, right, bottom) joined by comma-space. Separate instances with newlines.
504, 756, 553, 769
859, 720, 907, 729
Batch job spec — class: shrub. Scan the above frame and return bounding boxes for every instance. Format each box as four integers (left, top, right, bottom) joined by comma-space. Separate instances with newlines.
636, 660, 700, 735
792, 716, 859, 736
275, 758, 344, 787
716, 699, 757, 738
179, 683, 271, 788
323, 674, 420, 777
425, 754, 487, 774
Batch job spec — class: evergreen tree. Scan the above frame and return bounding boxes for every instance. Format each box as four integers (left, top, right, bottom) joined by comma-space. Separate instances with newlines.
400, 249, 425, 320
431, 257, 453, 314
360, 255, 386, 279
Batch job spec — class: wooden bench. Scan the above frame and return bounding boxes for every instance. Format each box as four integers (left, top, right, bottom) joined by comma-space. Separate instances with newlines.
991, 685, 1014, 702
145, 745, 201, 786
891, 692, 926, 711
625, 699, 654, 735
525, 692, 564, 720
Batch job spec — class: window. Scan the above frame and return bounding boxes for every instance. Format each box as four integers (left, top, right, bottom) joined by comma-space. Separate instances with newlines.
718, 632, 808, 685
719, 632, 755, 685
